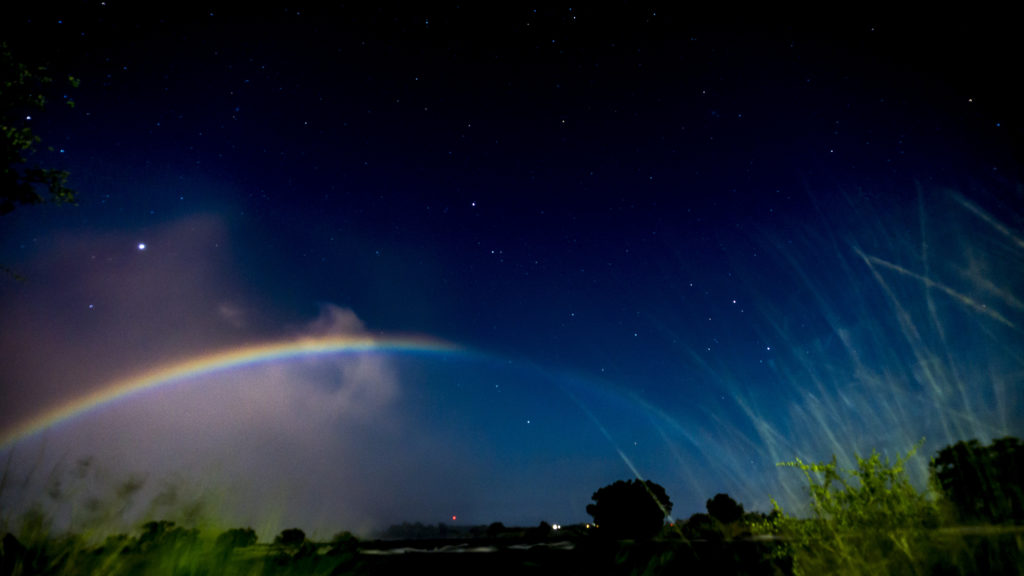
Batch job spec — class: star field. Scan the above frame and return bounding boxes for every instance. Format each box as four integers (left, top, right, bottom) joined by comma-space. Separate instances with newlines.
0, 6, 1021, 536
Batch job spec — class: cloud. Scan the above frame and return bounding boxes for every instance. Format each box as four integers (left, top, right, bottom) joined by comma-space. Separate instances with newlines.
0, 215, 616, 537
0, 214, 265, 425
296, 303, 400, 421
0, 216, 413, 535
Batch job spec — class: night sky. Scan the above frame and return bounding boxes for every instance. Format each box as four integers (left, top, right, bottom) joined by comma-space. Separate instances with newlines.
1, 5, 1022, 538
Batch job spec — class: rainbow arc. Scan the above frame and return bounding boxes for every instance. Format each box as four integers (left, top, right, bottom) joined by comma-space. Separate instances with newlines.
0, 335, 460, 448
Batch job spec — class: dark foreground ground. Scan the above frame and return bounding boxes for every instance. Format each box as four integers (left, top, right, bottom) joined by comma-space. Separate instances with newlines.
0, 531, 789, 576
3, 529, 1023, 575
258, 537, 792, 576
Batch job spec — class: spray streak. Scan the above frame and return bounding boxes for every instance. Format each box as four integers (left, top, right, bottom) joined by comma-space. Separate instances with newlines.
951, 191, 1024, 252
857, 251, 1017, 330
556, 381, 677, 522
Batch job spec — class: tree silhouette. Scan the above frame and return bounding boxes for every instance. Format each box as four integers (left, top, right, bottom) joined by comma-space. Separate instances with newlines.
706, 493, 745, 524
486, 522, 506, 538
931, 436, 1023, 524
215, 527, 258, 550
136, 520, 198, 552
274, 527, 306, 547
586, 479, 672, 540
527, 521, 553, 541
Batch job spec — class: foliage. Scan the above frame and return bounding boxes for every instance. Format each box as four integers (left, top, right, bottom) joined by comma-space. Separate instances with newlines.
0, 43, 77, 217
930, 436, 1024, 524
216, 526, 258, 550
754, 440, 941, 576
586, 478, 673, 541
706, 493, 745, 525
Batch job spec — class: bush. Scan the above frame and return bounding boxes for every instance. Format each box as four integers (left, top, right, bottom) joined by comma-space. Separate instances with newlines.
757, 440, 939, 576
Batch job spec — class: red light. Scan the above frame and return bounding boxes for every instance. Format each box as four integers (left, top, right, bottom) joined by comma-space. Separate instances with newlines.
451, 515, 457, 521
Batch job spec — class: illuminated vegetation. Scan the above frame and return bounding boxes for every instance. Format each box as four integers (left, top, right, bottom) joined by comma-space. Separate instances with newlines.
1, 437, 1021, 575
754, 438, 1023, 575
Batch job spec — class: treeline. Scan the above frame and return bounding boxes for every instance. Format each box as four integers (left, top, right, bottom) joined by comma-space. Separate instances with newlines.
931, 437, 1023, 524
0, 436, 1021, 575
575, 437, 1023, 574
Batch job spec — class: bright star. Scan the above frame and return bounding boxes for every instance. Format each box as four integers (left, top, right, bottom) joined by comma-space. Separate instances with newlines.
137, 243, 146, 251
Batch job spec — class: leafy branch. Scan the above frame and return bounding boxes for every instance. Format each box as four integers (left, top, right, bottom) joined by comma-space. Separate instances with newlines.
1, 42, 78, 216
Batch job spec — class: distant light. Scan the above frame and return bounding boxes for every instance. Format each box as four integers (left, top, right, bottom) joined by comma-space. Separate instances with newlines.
451, 515, 457, 521
137, 243, 146, 251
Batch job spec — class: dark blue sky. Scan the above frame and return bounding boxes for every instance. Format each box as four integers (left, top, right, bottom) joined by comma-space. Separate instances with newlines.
1, 5, 1021, 537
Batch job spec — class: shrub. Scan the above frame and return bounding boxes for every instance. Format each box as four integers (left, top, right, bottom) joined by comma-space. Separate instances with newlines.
756, 440, 939, 576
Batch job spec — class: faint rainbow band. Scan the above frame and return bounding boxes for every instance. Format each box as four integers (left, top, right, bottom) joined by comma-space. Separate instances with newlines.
0, 335, 461, 448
